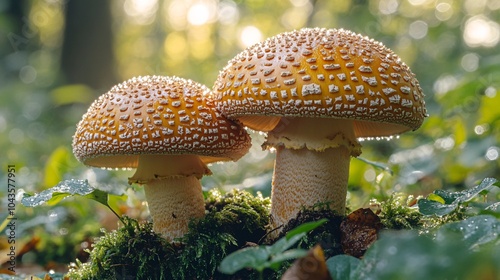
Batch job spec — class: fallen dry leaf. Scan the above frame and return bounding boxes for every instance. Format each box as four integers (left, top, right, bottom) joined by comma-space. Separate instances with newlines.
340, 208, 383, 258
281, 244, 332, 280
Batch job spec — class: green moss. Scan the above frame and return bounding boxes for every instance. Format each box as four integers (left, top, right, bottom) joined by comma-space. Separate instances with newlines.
66, 216, 173, 280
204, 188, 271, 244
67, 189, 270, 280
375, 193, 469, 231
376, 193, 423, 230
269, 202, 344, 279
171, 189, 270, 279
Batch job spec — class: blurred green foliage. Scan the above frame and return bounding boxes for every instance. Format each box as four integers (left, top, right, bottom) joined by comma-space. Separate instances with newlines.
0, 0, 500, 272
327, 215, 500, 280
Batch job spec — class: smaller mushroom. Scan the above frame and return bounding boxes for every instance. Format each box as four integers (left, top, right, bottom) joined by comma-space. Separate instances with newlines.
73, 76, 251, 241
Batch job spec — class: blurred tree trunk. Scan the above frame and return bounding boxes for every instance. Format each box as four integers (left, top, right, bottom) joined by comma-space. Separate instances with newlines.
61, 0, 117, 90
4, 0, 26, 45
1, 0, 31, 84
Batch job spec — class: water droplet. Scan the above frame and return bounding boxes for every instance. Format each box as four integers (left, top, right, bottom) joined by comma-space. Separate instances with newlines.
48, 211, 58, 220
387, 246, 397, 255
81, 241, 89, 249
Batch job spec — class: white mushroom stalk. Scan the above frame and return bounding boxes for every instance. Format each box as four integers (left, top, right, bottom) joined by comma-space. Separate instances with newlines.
129, 154, 211, 240
264, 118, 361, 230
73, 76, 251, 242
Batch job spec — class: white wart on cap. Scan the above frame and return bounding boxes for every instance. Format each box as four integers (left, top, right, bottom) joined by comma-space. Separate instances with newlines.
73, 75, 251, 240
213, 28, 427, 236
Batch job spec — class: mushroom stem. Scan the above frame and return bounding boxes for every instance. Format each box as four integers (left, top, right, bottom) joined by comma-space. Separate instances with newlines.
270, 146, 350, 231
143, 175, 205, 241
130, 154, 211, 182
266, 118, 361, 236
129, 154, 210, 241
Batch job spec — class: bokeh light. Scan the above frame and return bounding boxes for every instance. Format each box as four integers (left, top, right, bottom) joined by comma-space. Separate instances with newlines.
239, 25, 263, 48
433, 75, 458, 97
123, 0, 158, 25
379, 0, 399, 15
217, 0, 239, 25
281, 0, 313, 29
187, 0, 217, 26
409, 20, 428, 39
485, 86, 497, 98
408, 0, 433, 5
463, 15, 500, 47
435, 2, 453, 21
167, 0, 188, 30
461, 53, 480, 72
434, 136, 455, 151
19, 65, 37, 83
485, 146, 499, 161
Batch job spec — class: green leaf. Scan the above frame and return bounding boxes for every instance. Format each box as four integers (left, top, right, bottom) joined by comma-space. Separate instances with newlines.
437, 177, 498, 204
478, 88, 500, 124
268, 219, 327, 255
218, 234, 309, 275
418, 199, 458, 216
23, 179, 97, 206
452, 117, 467, 146
84, 187, 109, 206
418, 178, 498, 216
484, 202, 500, 216
356, 157, 393, 174
326, 254, 361, 280
269, 232, 306, 255
50, 84, 94, 105
436, 215, 500, 250
218, 246, 269, 274
219, 219, 329, 275
268, 248, 308, 267
427, 193, 445, 204
43, 146, 74, 188
22, 179, 123, 222
285, 218, 328, 239
354, 216, 500, 280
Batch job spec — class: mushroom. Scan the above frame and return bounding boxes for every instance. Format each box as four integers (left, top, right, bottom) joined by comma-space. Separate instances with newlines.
73, 75, 251, 241
213, 28, 427, 235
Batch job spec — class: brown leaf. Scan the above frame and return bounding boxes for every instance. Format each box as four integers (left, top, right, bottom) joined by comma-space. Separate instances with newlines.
340, 208, 383, 258
281, 245, 333, 280
0, 236, 40, 266
0, 268, 16, 275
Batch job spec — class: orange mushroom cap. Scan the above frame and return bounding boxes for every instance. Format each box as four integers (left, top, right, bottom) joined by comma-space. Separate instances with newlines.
73, 75, 251, 168
214, 28, 427, 137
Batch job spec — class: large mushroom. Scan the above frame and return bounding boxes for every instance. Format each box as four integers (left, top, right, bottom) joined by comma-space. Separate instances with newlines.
73, 75, 251, 241
214, 28, 427, 235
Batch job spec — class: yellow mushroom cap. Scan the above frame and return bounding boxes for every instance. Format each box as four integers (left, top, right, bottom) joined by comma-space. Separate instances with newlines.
73, 75, 251, 168
214, 28, 427, 137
